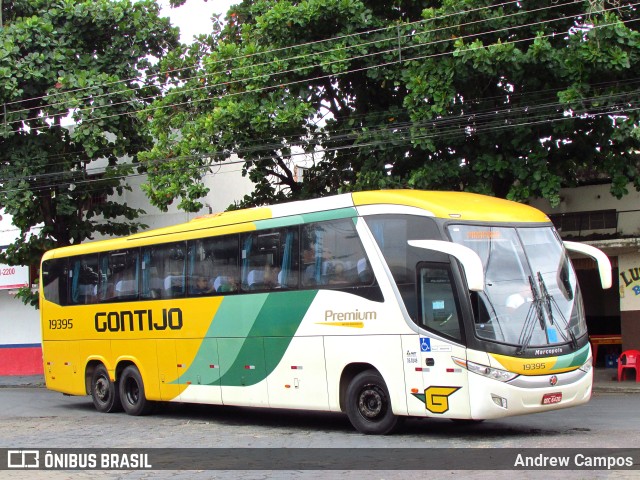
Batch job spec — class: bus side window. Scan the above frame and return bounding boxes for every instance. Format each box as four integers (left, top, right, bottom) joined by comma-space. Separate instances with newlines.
239, 227, 298, 292
188, 239, 212, 296
210, 235, 240, 294
141, 247, 163, 300
417, 264, 463, 342
140, 242, 185, 300
364, 214, 442, 317
241, 231, 280, 291
301, 219, 381, 300
70, 255, 99, 305
99, 249, 139, 302
185, 234, 241, 296
42, 258, 70, 306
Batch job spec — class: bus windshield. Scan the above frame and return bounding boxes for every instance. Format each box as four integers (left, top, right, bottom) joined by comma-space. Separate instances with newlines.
448, 225, 586, 348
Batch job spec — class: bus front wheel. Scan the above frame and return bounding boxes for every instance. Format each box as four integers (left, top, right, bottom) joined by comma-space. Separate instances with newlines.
119, 365, 153, 416
345, 370, 401, 435
90, 364, 122, 413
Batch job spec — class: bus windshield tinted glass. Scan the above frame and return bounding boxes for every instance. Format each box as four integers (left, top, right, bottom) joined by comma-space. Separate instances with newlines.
448, 225, 585, 347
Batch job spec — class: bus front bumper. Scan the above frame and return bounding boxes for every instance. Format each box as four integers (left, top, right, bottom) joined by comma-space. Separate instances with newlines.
467, 367, 592, 420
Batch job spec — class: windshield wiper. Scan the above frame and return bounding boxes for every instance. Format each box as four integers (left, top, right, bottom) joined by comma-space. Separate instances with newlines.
517, 276, 547, 354
517, 300, 539, 355
537, 272, 554, 326
530, 275, 546, 330
537, 272, 578, 349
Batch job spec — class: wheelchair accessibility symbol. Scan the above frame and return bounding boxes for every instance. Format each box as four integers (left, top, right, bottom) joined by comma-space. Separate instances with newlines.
420, 338, 431, 352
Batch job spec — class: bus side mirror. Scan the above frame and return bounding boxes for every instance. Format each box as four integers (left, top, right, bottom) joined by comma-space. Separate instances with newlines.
563, 241, 612, 289
408, 240, 484, 292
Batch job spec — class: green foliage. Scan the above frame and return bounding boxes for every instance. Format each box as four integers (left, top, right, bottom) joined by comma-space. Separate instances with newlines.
0, 0, 179, 306
142, 0, 639, 211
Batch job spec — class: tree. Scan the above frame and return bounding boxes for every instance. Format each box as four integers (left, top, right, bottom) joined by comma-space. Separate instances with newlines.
0, 0, 179, 305
142, 0, 639, 212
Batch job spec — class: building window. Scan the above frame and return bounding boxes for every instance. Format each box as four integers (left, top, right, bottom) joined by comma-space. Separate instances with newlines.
549, 210, 617, 233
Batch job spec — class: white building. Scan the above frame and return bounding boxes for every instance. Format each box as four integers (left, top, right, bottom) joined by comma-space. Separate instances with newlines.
0, 159, 253, 375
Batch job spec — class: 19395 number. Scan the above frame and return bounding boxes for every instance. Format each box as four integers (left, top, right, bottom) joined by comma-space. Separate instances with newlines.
49, 319, 73, 330
523, 362, 546, 371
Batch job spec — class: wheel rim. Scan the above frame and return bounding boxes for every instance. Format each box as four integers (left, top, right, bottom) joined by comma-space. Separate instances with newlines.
124, 377, 140, 405
357, 384, 387, 420
95, 375, 110, 403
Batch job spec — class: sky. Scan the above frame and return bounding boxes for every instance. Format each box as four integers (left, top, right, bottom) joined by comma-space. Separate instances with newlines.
159, 0, 237, 43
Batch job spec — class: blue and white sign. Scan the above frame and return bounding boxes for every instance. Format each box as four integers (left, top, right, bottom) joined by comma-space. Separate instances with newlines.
420, 337, 431, 352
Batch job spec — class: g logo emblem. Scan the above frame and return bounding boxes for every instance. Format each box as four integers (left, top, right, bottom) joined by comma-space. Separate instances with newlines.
424, 386, 461, 414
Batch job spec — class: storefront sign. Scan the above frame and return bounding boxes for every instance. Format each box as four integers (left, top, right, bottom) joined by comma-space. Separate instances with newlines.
0, 263, 29, 290
618, 253, 640, 311
620, 267, 640, 294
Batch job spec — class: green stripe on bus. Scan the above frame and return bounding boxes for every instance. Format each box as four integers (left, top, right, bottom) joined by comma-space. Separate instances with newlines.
173, 289, 318, 387
210, 294, 269, 339
254, 207, 358, 230
552, 343, 590, 370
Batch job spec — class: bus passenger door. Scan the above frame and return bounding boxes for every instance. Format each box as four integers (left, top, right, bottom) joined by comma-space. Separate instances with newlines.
405, 262, 471, 419
418, 337, 470, 419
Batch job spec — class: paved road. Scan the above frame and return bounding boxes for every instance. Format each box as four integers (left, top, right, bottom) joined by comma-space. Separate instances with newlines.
0, 388, 637, 479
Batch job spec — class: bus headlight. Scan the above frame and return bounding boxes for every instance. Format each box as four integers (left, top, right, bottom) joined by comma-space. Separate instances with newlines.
453, 357, 518, 382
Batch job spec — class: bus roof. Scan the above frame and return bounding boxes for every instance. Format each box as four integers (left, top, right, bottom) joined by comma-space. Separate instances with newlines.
42, 190, 549, 260
352, 190, 549, 223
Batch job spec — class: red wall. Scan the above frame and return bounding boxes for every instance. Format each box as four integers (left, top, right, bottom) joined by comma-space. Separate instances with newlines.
0, 344, 43, 375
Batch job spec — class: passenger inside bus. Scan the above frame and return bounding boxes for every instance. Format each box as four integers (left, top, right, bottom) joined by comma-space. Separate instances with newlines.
192, 275, 215, 295
213, 275, 236, 293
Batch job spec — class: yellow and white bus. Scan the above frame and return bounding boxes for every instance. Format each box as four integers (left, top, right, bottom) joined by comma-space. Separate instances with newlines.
40, 190, 611, 434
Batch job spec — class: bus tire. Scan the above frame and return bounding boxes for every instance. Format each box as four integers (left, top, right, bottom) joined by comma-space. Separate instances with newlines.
119, 365, 153, 416
90, 364, 122, 413
345, 370, 401, 435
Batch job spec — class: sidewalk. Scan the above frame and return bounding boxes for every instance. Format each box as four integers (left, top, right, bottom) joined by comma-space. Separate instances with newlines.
0, 374, 45, 388
591, 366, 640, 393
0, 368, 638, 392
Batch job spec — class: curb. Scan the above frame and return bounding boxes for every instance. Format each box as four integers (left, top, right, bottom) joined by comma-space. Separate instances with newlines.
0, 376, 45, 389
592, 385, 640, 394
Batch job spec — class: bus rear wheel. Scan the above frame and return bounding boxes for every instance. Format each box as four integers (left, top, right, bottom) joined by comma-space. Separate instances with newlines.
119, 365, 153, 416
90, 364, 122, 413
345, 370, 401, 435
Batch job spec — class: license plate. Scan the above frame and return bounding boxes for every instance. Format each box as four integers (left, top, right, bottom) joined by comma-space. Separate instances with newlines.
541, 393, 562, 405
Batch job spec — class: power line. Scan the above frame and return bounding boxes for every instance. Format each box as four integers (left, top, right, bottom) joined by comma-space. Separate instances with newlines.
2, 69, 638, 186
3, 93, 636, 197
2, 78, 637, 187
9, 9, 635, 145
2, 0, 602, 129
1, 4, 635, 189
2, 0, 529, 111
